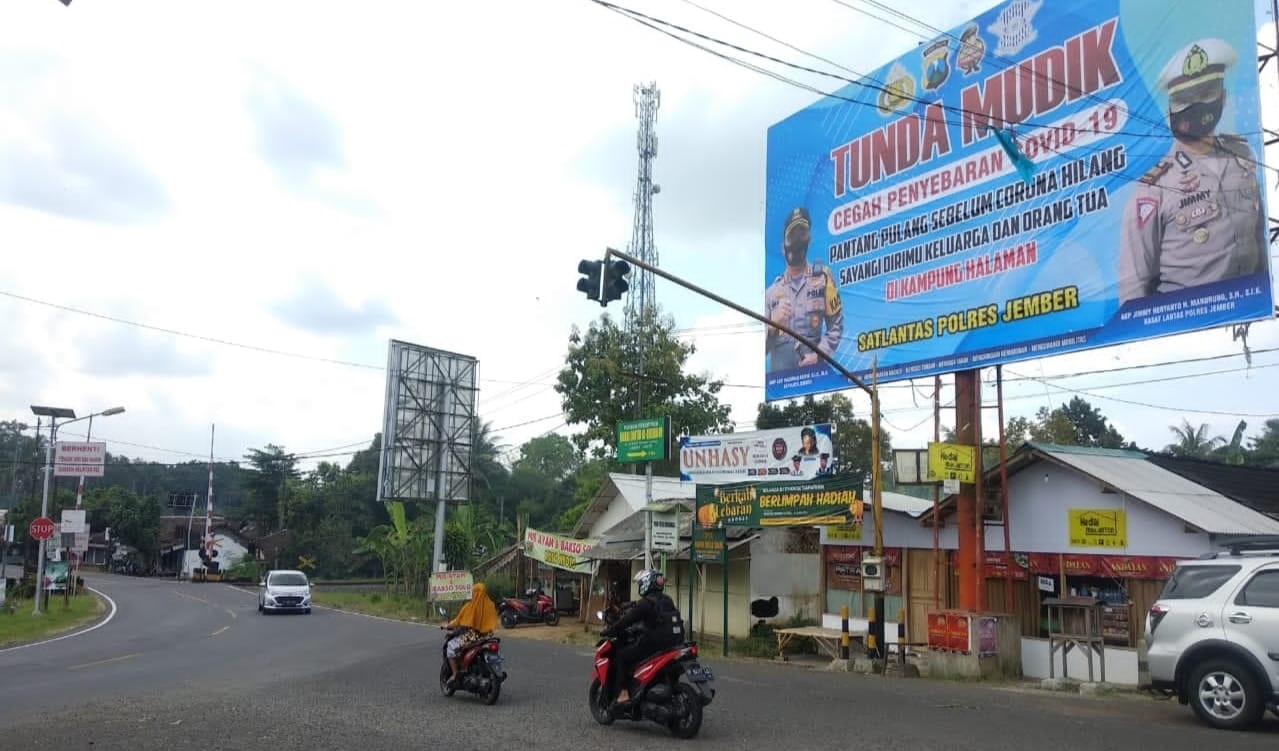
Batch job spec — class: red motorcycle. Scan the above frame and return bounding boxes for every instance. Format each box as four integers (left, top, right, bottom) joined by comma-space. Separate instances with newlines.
587, 633, 715, 738
438, 626, 506, 705
498, 588, 559, 627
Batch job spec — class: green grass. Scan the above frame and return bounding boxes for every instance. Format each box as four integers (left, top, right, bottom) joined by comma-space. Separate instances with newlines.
312, 590, 442, 623
0, 592, 106, 648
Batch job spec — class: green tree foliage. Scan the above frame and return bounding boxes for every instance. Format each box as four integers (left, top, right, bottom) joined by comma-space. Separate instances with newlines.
555, 307, 734, 475
1028, 397, 1129, 448
242, 444, 300, 531
1246, 418, 1279, 468
1164, 419, 1226, 458
85, 486, 163, 567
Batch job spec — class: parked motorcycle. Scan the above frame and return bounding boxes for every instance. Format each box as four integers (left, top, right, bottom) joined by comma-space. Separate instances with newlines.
498, 587, 559, 628
438, 622, 506, 705
587, 623, 715, 739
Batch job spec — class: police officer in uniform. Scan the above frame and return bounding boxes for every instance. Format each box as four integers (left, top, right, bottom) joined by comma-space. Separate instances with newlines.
1119, 38, 1268, 305
766, 207, 845, 371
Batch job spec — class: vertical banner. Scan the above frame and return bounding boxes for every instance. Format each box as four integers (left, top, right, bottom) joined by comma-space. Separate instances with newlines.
765, 0, 1272, 400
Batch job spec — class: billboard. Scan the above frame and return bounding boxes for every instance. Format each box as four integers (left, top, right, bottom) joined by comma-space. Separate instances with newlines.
523, 527, 599, 574
694, 475, 862, 527
764, 0, 1272, 400
376, 340, 478, 503
679, 424, 835, 483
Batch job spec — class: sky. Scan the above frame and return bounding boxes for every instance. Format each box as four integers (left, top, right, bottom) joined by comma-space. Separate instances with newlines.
2, 0, 1279, 478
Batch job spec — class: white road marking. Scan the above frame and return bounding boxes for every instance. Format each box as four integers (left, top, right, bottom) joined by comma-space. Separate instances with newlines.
0, 586, 119, 654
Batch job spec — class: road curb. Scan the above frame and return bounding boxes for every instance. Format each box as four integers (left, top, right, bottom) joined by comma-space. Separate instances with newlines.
0, 587, 118, 654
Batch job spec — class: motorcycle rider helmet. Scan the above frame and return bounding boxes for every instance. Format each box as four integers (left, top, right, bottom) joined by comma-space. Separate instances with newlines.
634, 569, 666, 597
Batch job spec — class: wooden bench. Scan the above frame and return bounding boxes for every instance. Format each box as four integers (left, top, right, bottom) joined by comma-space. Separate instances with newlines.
774, 626, 864, 661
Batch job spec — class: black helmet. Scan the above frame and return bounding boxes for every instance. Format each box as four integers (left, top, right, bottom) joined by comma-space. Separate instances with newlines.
634, 569, 665, 597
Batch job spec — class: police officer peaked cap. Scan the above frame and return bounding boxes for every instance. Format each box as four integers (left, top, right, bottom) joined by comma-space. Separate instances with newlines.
783, 207, 811, 239
1156, 38, 1237, 110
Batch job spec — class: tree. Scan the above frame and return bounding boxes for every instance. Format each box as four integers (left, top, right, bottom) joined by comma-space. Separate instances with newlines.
1029, 397, 1127, 448
1165, 419, 1225, 458
555, 306, 734, 475
87, 486, 163, 567
513, 434, 581, 481
755, 393, 890, 487
241, 444, 300, 531
1246, 419, 1279, 468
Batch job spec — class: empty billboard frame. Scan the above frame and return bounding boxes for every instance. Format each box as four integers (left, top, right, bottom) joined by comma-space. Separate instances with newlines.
376, 340, 478, 504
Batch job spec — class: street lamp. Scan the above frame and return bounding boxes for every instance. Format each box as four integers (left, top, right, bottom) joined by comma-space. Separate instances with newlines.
29, 405, 124, 615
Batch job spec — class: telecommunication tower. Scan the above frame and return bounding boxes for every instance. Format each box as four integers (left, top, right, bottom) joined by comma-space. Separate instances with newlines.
625, 82, 661, 326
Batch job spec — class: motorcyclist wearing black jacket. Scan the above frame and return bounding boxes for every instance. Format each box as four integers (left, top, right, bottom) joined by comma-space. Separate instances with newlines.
600, 569, 685, 707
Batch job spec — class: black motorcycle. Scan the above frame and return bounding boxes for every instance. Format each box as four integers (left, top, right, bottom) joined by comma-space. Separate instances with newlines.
438, 611, 506, 705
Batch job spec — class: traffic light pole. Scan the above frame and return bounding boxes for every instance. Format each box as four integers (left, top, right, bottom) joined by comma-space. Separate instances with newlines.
601, 247, 887, 650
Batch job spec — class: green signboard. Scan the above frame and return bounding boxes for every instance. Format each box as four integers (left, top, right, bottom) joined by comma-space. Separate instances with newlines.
695, 475, 862, 527
617, 416, 669, 463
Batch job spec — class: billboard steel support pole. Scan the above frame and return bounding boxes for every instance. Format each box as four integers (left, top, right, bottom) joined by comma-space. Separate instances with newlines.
955, 370, 981, 613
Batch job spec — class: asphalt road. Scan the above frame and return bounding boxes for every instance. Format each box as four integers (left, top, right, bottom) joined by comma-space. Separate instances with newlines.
1, 574, 1277, 749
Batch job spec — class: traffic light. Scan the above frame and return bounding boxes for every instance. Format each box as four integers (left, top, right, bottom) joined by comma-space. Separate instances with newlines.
577, 259, 603, 302
602, 259, 631, 304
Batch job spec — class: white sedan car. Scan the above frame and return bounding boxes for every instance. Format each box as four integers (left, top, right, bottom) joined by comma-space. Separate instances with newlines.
258, 569, 313, 614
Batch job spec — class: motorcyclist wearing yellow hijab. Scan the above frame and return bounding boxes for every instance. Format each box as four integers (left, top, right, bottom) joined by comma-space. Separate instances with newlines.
443, 582, 499, 687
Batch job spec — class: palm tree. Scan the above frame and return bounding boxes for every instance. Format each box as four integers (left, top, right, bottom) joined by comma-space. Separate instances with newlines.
1165, 419, 1225, 458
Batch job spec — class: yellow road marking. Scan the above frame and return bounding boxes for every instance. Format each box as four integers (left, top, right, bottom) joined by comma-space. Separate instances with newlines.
210, 626, 229, 636
68, 653, 141, 671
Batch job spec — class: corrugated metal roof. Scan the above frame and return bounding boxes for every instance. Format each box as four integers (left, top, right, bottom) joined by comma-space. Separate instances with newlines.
571, 473, 691, 538
1040, 447, 1279, 535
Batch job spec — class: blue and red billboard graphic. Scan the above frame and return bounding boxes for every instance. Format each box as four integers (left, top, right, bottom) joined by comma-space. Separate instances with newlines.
764, 0, 1273, 400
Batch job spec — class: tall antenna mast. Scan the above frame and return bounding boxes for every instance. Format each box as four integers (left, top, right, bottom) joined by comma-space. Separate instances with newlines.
625, 82, 661, 326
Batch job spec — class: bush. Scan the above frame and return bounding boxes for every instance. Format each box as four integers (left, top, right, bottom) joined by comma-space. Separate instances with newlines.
482, 573, 514, 602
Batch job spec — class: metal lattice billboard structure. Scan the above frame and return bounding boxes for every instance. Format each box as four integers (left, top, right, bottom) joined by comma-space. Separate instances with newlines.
376, 340, 477, 504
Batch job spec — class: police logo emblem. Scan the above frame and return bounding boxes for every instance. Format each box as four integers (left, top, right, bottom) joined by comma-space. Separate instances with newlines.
921, 39, 951, 91
956, 23, 985, 75
877, 62, 916, 116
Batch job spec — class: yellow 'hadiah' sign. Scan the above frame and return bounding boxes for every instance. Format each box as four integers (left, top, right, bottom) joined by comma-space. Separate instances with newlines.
1068, 509, 1127, 548
926, 441, 975, 483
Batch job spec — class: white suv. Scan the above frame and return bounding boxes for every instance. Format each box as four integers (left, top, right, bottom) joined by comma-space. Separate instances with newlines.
258, 569, 313, 614
1143, 539, 1279, 730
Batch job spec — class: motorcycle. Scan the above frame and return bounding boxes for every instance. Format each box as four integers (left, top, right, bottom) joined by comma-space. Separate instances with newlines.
587, 621, 716, 739
498, 587, 559, 628
438, 610, 506, 705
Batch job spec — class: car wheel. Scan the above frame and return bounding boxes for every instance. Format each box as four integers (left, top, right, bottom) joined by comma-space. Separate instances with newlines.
1189, 658, 1266, 730
258, 601, 263, 613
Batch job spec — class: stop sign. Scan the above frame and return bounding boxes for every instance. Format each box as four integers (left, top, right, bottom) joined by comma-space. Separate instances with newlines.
29, 516, 55, 541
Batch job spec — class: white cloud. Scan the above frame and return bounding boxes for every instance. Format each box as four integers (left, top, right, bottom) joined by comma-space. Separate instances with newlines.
0, 0, 1276, 478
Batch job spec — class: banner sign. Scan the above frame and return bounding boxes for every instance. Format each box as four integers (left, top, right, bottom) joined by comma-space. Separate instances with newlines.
53, 442, 107, 478
60, 509, 87, 534
679, 424, 835, 483
429, 570, 474, 601
692, 526, 726, 563
695, 476, 862, 528
1068, 508, 1128, 547
764, 0, 1272, 400
651, 510, 680, 552
524, 527, 598, 574
984, 551, 1181, 579
927, 442, 976, 483
617, 417, 669, 463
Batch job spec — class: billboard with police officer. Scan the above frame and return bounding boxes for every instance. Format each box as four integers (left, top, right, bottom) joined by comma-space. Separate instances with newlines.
764, 0, 1272, 401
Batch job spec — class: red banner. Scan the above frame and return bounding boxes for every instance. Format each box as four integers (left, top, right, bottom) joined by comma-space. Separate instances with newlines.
824, 546, 902, 566
984, 551, 1183, 580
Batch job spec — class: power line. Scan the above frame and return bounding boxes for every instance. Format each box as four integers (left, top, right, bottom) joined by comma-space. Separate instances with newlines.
594, 0, 1276, 187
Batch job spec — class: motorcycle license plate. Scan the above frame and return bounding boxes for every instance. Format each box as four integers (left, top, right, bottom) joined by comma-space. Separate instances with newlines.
685, 665, 714, 682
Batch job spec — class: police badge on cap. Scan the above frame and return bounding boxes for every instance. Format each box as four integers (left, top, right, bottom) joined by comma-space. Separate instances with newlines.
1155, 39, 1237, 140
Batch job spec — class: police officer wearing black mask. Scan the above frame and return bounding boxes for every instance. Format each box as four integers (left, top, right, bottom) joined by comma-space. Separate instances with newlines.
1119, 38, 1268, 304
